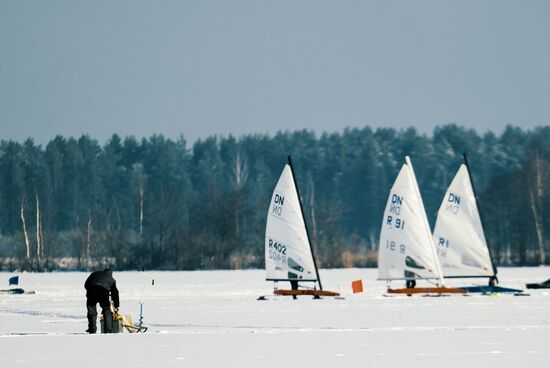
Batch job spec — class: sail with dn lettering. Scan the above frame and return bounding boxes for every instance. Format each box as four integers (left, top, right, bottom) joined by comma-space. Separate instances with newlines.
432, 154, 523, 294
377, 156, 466, 294
432, 163, 494, 277
262, 156, 339, 298
265, 163, 316, 282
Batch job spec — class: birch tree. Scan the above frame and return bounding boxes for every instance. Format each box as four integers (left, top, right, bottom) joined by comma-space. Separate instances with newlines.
526, 149, 547, 264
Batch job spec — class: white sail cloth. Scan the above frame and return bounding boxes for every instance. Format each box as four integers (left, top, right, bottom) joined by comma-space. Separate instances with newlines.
432, 164, 494, 277
265, 164, 317, 281
378, 161, 442, 281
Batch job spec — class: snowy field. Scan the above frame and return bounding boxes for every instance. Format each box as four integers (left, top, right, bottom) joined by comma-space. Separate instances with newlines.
1, 267, 549, 367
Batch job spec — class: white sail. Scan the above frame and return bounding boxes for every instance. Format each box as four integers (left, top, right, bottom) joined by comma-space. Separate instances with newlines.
378, 159, 443, 282
432, 164, 494, 277
265, 164, 317, 281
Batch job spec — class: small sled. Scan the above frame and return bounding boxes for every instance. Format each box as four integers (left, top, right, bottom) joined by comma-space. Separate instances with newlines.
120, 314, 148, 333
387, 287, 467, 295
100, 302, 148, 333
100, 312, 147, 333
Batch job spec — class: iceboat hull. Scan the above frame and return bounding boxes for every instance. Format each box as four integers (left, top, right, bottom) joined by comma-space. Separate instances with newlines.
273, 289, 340, 297
458, 285, 523, 293
0, 288, 35, 295
387, 287, 467, 294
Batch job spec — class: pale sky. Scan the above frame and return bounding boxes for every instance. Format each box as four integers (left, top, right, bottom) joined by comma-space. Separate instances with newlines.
1, 0, 549, 144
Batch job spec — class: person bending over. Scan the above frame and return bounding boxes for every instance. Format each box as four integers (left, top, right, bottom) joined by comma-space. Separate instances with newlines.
84, 269, 119, 334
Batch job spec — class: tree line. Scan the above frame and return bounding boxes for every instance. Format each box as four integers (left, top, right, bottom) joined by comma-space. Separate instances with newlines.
0, 124, 548, 271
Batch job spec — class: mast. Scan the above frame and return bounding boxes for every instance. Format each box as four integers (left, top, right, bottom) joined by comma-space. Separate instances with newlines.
462, 153, 498, 280
405, 156, 445, 287
287, 155, 323, 290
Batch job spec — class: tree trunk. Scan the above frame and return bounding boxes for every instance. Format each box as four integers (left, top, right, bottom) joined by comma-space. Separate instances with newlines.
529, 190, 545, 264
35, 190, 42, 259
139, 184, 144, 238
87, 211, 93, 268
20, 197, 31, 259
232, 149, 247, 239
308, 175, 317, 246
528, 151, 545, 265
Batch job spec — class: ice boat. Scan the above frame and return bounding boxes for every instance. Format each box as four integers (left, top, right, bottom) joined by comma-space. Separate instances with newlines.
0, 276, 35, 294
432, 154, 523, 294
0, 288, 35, 295
526, 278, 550, 289
377, 156, 466, 295
264, 156, 339, 298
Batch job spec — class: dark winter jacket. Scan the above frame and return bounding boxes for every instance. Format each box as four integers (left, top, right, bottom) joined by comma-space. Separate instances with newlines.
85, 270, 120, 308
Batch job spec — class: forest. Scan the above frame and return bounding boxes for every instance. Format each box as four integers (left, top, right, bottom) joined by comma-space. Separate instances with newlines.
0, 124, 548, 271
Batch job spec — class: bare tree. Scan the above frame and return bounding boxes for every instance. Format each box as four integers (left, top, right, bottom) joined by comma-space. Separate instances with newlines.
105, 205, 125, 268
20, 197, 31, 259
307, 173, 318, 247
86, 210, 93, 269
35, 190, 44, 260
526, 149, 547, 264
231, 148, 248, 238
139, 183, 144, 238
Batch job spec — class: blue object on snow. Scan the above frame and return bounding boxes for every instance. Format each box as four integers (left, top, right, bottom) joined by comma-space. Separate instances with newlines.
9, 276, 19, 286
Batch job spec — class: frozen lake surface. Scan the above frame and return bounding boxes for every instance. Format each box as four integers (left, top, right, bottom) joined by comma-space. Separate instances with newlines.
1, 267, 549, 367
